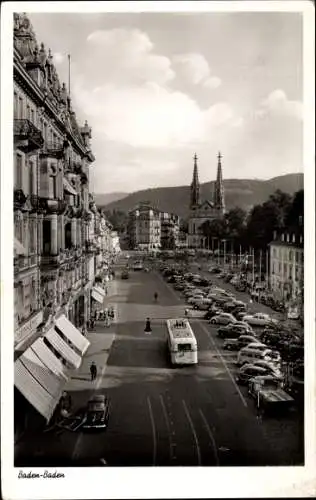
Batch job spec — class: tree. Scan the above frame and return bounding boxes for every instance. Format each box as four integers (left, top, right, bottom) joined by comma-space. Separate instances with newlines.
200, 218, 228, 240
285, 189, 304, 229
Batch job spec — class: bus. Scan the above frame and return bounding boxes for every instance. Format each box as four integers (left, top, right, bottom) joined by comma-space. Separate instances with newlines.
166, 318, 198, 365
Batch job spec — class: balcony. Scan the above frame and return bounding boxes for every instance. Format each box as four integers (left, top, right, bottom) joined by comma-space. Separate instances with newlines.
14, 119, 44, 153
35, 197, 67, 215
40, 254, 61, 268
40, 141, 65, 159
14, 189, 27, 210
14, 254, 38, 274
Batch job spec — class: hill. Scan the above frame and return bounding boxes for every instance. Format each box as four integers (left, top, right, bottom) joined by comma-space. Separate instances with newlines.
94, 192, 128, 206
98, 173, 303, 219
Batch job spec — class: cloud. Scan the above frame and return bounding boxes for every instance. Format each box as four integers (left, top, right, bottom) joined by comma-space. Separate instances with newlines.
203, 76, 222, 89
172, 53, 222, 89
74, 80, 236, 149
173, 53, 210, 84
86, 28, 175, 85
256, 89, 302, 120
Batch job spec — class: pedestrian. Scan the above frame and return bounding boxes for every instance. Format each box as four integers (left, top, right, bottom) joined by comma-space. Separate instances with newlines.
185, 308, 189, 317
154, 291, 158, 302
144, 317, 152, 333
105, 312, 111, 328
90, 362, 97, 381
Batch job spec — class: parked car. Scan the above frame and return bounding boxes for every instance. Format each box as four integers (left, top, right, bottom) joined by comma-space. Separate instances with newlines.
193, 298, 213, 310
223, 334, 260, 351
209, 312, 237, 325
82, 395, 110, 431
236, 364, 269, 385
248, 375, 294, 412
121, 270, 129, 279
203, 308, 223, 320
251, 360, 283, 379
217, 324, 250, 339
243, 313, 277, 326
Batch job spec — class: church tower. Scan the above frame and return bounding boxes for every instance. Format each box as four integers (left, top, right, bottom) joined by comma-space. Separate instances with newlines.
214, 151, 225, 214
190, 153, 200, 209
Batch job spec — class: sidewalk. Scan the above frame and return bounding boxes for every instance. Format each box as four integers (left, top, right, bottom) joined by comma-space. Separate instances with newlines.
65, 321, 117, 400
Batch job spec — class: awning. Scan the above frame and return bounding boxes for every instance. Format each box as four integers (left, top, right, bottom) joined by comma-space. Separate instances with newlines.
63, 177, 77, 196
94, 285, 106, 297
45, 329, 82, 369
19, 348, 65, 398
55, 315, 90, 356
91, 289, 104, 304
30, 338, 68, 382
14, 237, 26, 256
15, 361, 59, 422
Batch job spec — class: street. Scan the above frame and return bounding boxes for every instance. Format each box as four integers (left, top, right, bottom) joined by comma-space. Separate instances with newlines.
15, 262, 304, 467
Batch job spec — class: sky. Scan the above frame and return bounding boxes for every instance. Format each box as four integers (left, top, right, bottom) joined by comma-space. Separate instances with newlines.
27, 10, 303, 194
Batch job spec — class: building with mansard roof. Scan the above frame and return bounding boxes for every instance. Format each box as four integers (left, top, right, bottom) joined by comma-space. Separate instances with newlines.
13, 13, 120, 439
187, 152, 226, 248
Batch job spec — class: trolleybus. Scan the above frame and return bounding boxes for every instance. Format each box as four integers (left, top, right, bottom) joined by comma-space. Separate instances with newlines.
166, 318, 198, 365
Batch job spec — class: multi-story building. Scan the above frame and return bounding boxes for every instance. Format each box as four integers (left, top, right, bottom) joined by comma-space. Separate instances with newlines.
188, 152, 226, 248
160, 212, 180, 249
269, 230, 304, 302
128, 202, 161, 250
127, 202, 180, 250
13, 13, 118, 435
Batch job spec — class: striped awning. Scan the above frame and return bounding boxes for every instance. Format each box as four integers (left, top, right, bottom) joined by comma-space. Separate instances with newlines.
91, 289, 104, 304
55, 315, 90, 356
94, 285, 106, 297
45, 329, 82, 369
14, 341, 68, 422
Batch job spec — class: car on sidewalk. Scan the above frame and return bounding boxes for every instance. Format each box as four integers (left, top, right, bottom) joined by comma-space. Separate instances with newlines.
82, 395, 110, 431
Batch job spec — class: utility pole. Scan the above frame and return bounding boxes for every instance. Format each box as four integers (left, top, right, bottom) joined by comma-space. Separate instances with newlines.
217, 239, 220, 267
266, 249, 269, 290
223, 239, 226, 270
252, 247, 255, 287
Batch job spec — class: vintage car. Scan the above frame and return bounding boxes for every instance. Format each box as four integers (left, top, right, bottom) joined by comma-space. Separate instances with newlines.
243, 313, 277, 326
209, 312, 237, 325
248, 375, 294, 413
82, 395, 110, 431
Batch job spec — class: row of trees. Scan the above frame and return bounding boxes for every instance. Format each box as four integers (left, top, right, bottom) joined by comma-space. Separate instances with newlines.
200, 189, 303, 252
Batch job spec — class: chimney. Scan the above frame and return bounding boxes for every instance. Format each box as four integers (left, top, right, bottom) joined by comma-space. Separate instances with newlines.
281, 234, 285, 242
292, 234, 296, 243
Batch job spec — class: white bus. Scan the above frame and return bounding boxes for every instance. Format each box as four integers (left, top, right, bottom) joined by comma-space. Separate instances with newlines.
166, 318, 198, 365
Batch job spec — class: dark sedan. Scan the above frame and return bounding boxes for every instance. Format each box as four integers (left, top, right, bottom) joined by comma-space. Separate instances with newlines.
217, 324, 250, 339
82, 395, 110, 431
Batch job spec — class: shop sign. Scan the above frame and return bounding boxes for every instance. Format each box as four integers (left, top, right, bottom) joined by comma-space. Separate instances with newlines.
14, 310, 43, 347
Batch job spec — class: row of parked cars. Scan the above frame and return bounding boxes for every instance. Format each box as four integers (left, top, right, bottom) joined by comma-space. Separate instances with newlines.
160, 264, 303, 412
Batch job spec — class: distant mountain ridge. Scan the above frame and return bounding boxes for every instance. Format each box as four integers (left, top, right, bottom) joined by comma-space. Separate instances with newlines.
94, 192, 129, 206
97, 173, 303, 219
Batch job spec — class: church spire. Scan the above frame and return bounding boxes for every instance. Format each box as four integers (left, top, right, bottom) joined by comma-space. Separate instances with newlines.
214, 151, 225, 213
190, 153, 200, 208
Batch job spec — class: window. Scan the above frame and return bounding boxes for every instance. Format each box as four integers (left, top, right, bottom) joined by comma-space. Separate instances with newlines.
42, 220, 51, 255
14, 154, 23, 189
26, 104, 30, 120
289, 250, 292, 261
48, 175, 57, 199
28, 161, 34, 195
14, 92, 18, 118
283, 263, 287, 275
30, 108, 35, 124
278, 262, 281, 273
43, 122, 47, 142
18, 96, 23, 119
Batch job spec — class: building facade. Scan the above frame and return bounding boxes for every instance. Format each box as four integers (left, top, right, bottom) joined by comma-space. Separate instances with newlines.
188, 152, 225, 248
269, 231, 304, 302
127, 202, 180, 250
13, 13, 119, 434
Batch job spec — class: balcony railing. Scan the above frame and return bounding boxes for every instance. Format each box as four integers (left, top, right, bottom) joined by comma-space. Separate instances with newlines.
40, 141, 65, 159
40, 254, 61, 268
14, 254, 38, 273
32, 197, 67, 215
14, 119, 44, 153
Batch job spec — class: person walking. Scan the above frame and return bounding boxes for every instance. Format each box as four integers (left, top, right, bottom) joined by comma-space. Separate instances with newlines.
154, 291, 158, 303
144, 317, 152, 333
90, 362, 97, 381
